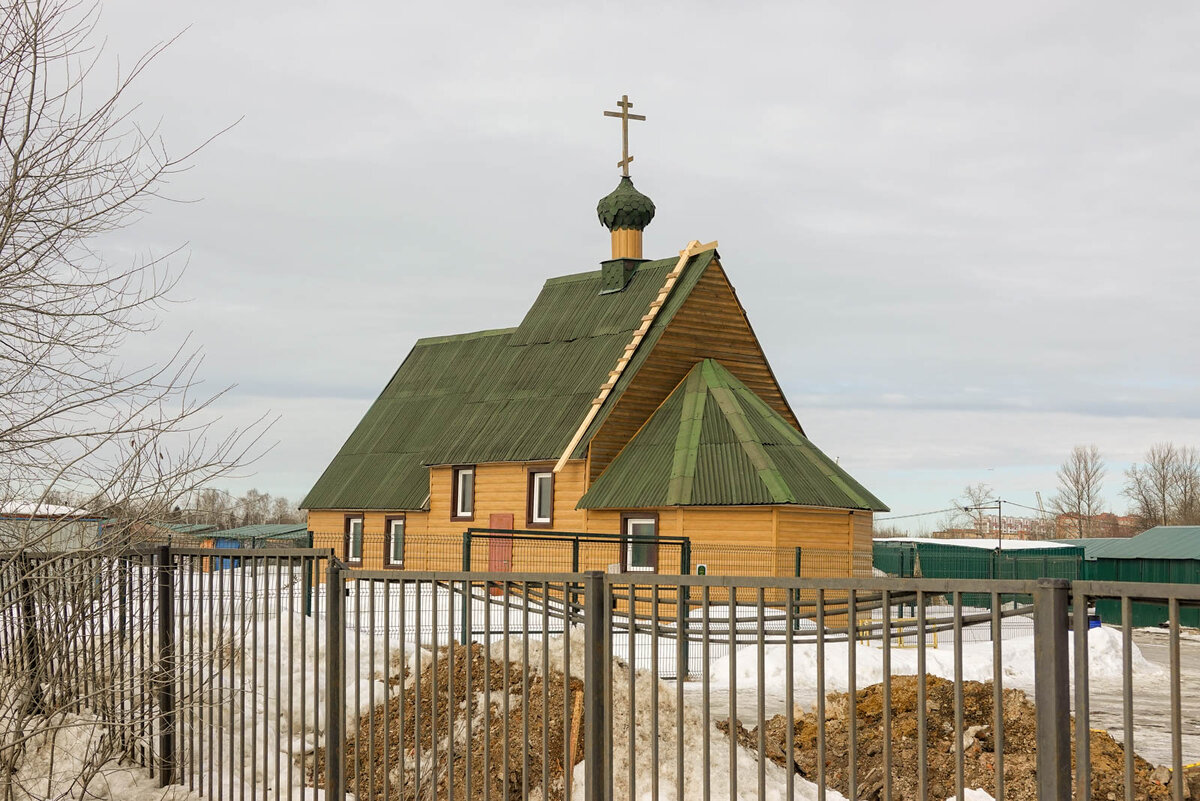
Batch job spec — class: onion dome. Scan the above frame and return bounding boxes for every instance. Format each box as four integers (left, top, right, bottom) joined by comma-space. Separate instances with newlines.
597, 176, 656, 231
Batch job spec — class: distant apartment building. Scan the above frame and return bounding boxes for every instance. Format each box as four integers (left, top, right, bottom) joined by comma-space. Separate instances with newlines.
934, 515, 1058, 541
1053, 512, 1139, 539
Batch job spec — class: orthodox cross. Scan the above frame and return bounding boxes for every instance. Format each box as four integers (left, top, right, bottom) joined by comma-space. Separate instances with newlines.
603, 94, 646, 176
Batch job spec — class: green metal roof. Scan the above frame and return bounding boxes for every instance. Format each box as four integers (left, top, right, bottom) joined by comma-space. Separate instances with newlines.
1072, 526, 1200, 560
577, 360, 888, 511
159, 522, 218, 535
301, 252, 718, 510
213, 524, 310, 542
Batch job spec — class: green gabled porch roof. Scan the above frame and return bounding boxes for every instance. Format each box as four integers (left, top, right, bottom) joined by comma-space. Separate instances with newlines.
577, 359, 888, 512
301, 251, 718, 510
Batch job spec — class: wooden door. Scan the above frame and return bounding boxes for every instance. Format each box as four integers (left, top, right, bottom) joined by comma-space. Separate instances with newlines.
488, 514, 514, 595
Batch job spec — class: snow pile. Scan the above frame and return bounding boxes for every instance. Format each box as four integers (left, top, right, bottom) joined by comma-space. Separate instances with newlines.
10, 714, 202, 801
177, 611, 410, 794
6, 607, 411, 800
708, 624, 1161, 699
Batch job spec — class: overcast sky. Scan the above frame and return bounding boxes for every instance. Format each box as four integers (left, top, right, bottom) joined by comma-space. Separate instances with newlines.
93, 1, 1200, 526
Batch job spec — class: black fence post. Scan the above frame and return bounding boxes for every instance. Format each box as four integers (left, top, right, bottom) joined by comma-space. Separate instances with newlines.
303, 554, 314, 617
679, 540, 691, 678
156, 545, 176, 787
460, 532, 471, 643
325, 560, 346, 799
1033, 577, 1071, 801
583, 570, 609, 801
19, 555, 45, 716
793, 547, 802, 578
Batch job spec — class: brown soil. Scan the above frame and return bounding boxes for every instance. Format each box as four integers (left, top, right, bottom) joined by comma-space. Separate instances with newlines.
718, 675, 1180, 801
311, 642, 584, 801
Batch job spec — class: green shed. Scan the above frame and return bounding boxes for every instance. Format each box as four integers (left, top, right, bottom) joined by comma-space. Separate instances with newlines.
1070, 527, 1200, 628
873, 538, 1083, 607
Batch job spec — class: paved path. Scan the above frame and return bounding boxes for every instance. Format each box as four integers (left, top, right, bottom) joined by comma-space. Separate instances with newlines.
1090, 628, 1200, 766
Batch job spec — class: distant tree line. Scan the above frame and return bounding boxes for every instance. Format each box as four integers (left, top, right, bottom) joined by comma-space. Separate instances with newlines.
180, 488, 304, 528
914, 441, 1200, 540
1122, 443, 1200, 529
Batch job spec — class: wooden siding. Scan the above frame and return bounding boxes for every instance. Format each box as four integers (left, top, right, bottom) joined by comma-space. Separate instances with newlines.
307, 460, 869, 580
587, 260, 801, 483
307, 461, 589, 571
776, 507, 873, 578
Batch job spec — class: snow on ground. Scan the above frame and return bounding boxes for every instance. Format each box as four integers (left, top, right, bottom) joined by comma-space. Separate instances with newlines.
504, 633, 844, 801
10, 714, 203, 801
708, 624, 1162, 700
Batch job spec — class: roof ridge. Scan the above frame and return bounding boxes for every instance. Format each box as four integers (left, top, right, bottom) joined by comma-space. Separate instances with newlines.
703, 365, 798, 504
666, 364, 708, 504
554, 242, 716, 471
540, 254, 700, 287
722, 368, 876, 509
414, 327, 517, 346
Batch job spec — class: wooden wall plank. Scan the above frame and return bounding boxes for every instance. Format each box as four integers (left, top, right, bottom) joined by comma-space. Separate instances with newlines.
588, 260, 802, 482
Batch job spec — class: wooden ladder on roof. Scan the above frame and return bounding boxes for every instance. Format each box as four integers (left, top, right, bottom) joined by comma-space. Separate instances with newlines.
552, 239, 719, 473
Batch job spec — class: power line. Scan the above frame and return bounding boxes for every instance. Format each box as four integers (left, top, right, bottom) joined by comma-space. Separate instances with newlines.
999, 499, 1050, 515
875, 506, 961, 522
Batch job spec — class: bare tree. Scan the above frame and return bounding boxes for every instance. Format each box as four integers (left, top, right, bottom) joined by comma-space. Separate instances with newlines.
1173, 446, 1200, 525
1050, 445, 1106, 538
269, 494, 296, 523
239, 488, 271, 525
939, 482, 995, 536
1123, 443, 1200, 528
0, 2, 261, 795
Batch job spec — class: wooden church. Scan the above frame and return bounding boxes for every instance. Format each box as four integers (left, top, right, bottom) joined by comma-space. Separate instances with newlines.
302, 97, 886, 576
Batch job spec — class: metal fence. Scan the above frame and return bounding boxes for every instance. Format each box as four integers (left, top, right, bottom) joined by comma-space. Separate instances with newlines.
2, 547, 1199, 801
314, 529, 876, 579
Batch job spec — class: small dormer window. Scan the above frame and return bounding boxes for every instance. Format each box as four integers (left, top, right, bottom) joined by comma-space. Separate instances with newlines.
528, 470, 553, 526
452, 466, 475, 520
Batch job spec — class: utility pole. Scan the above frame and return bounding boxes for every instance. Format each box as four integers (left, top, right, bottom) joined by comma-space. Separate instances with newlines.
964, 499, 1004, 566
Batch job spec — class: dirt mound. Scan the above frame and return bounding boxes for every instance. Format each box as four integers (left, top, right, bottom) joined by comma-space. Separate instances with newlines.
312, 641, 583, 801
718, 675, 1175, 801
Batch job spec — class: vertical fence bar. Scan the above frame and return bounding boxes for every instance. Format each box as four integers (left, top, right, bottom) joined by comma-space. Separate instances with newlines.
1033, 578, 1070, 801
19, 556, 45, 716
702, 585, 711, 801
461, 533, 471, 643
992, 590, 1005, 801
1122, 595, 1133, 801
1073, 589, 1089, 801
785, 581, 795, 801
756, 588, 766, 801
1169, 596, 1182, 801
325, 560, 346, 800
953, 591, 964, 801
157, 546, 176, 787
679, 541, 691, 673
583, 571, 607, 801
847, 588, 858, 801
916, 590, 927, 801
882, 588, 892, 801
816, 588, 826, 801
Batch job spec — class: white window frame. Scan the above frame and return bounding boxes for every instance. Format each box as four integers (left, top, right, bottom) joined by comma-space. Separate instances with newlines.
345, 516, 364, 564
624, 516, 657, 572
454, 467, 475, 519
386, 517, 405, 567
530, 471, 553, 524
